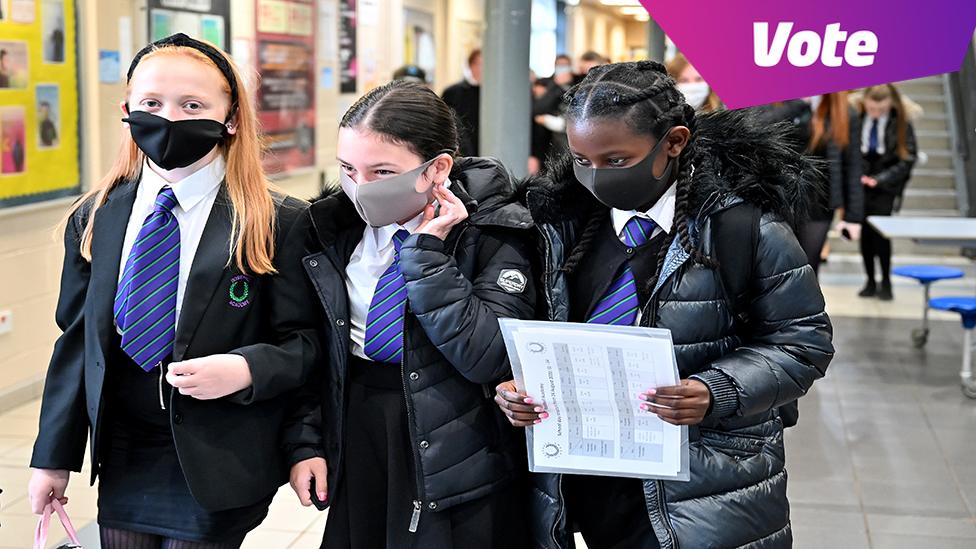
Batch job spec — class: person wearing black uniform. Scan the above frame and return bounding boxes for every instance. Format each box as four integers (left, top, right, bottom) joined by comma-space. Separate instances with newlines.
798, 92, 865, 275
285, 80, 536, 548
441, 49, 482, 156
28, 34, 320, 548
857, 83, 918, 300
495, 61, 834, 549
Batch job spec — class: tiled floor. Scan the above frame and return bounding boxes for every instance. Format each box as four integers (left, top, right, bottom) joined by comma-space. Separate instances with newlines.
2, 254, 975, 548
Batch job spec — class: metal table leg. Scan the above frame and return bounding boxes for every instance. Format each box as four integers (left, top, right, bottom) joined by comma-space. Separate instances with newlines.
912, 283, 932, 348
963, 328, 976, 399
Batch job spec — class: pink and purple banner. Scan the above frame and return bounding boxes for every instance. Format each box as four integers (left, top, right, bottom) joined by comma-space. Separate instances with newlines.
640, 1, 976, 108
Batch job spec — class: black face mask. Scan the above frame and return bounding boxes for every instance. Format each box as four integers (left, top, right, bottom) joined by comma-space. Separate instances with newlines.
573, 128, 677, 211
123, 110, 227, 170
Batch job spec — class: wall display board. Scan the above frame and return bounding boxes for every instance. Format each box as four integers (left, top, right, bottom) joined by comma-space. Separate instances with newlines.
148, 0, 231, 50
256, 0, 316, 175
0, 0, 79, 207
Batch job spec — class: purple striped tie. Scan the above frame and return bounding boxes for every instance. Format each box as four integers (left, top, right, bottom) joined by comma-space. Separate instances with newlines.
363, 230, 410, 363
587, 216, 657, 326
113, 187, 180, 371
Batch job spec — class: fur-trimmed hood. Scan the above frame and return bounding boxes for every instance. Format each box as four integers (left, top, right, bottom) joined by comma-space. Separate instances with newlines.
518, 108, 824, 228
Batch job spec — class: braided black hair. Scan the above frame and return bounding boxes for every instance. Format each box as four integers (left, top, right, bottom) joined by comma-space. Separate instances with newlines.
559, 60, 714, 292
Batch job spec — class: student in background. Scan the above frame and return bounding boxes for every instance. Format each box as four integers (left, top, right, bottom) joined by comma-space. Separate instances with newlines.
666, 53, 723, 112
442, 48, 482, 156
27, 34, 320, 548
857, 84, 918, 300
576, 50, 607, 80
797, 92, 864, 276
286, 80, 536, 548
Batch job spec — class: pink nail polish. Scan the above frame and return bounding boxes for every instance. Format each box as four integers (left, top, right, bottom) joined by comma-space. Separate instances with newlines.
646, 388, 657, 396
640, 404, 648, 411
534, 406, 544, 412
524, 397, 534, 404
540, 412, 550, 419
638, 394, 648, 401
534, 419, 542, 424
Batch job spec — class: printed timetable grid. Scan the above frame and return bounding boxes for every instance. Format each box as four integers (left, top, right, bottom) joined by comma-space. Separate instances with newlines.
501, 320, 687, 480
553, 342, 665, 462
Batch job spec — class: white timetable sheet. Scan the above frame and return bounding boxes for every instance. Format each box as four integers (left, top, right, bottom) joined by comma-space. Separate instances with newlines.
499, 319, 689, 480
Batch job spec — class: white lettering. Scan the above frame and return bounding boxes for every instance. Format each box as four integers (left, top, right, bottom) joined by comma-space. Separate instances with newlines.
754, 21, 879, 68
753, 22, 793, 67
845, 30, 879, 67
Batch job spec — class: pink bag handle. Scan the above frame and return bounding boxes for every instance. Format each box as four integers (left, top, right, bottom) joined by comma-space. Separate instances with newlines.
34, 499, 81, 549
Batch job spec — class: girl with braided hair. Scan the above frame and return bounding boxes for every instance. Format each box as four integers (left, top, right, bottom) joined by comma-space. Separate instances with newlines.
494, 61, 834, 548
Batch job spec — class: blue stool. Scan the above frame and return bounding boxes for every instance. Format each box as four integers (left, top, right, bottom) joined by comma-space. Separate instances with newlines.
893, 265, 965, 347
929, 296, 976, 399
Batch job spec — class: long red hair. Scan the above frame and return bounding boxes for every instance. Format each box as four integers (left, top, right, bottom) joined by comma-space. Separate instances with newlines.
808, 92, 850, 151
62, 44, 279, 274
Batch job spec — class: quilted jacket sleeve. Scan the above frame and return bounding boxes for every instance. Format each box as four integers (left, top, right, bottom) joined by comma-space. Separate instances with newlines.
693, 215, 834, 419
398, 228, 537, 384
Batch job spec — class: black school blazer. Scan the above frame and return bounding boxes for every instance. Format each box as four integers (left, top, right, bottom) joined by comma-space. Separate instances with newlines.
30, 179, 321, 511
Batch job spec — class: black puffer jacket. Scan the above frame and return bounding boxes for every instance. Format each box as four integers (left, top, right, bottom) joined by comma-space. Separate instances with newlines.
861, 107, 918, 213
519, 109, 835, 549
284, 157, 536, 518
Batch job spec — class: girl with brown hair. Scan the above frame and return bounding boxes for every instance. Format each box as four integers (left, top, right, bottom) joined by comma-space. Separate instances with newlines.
856, 83, 918, 300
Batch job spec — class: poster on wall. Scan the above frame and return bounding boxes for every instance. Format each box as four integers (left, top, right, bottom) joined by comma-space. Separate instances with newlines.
0, 0, 80, 207
256, 0, 316, 176
403, 8, 435, 84
338, 0, 356, 94
148, 0, 231, 51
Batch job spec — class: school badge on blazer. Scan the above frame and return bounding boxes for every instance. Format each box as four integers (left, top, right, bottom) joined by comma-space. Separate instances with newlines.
228, 274, 253, 308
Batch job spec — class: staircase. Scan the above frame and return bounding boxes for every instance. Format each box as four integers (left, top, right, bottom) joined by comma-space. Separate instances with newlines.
829, 74, 964, 257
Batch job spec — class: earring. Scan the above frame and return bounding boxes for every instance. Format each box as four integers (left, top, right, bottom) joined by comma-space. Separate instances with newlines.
225, 122, 234, 130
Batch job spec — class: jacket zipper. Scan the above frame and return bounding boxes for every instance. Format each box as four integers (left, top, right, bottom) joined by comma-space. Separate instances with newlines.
537, 222, 566, 548
652, 480, 679, 548
401, 324, 426, 533
538, 226, 558, 320
403, 223, 473, 532
550, 475, 566, 548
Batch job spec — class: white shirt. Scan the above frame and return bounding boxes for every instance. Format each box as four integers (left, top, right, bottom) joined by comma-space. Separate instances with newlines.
117, 157, 225, 330
345, 212, 425, 360
610, 182, 676, 242
609, 183, 676, 325
861, 113, 888, 155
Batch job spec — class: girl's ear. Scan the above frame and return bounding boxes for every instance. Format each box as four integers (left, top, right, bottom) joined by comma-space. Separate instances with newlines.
120, 101, 129, 127
224, 111, 238, 135
666, 126, 691, 158
429, 153, 454, 184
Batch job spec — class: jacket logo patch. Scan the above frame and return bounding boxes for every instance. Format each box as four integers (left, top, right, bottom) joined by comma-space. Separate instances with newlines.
497, 269, 527, 294
228, 275, 252, 308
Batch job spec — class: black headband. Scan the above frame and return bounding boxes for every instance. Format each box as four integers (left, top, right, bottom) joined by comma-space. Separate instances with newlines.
126, 33, 238, 115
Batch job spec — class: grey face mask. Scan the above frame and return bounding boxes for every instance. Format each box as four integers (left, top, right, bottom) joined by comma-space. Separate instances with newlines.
340, 156, 442, 227
573, 128, 676, 211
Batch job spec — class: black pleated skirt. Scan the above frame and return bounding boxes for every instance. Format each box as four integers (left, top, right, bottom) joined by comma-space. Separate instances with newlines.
322, 355, 525, 549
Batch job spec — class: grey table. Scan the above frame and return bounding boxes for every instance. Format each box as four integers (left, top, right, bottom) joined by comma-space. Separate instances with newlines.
868, 215, 976, 397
